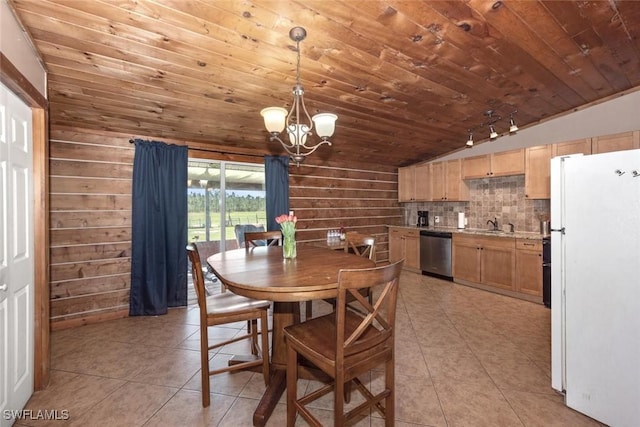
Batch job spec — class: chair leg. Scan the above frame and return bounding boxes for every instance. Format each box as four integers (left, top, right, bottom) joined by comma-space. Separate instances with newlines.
286, 343, 298, 427
334, 373, 345, 426
250, 319, 259, 355
260, 310, 270, 386
305, 300, 313, 320
344, 380, 352, 403
200, 326, 211, 407
385, 358, 394, 426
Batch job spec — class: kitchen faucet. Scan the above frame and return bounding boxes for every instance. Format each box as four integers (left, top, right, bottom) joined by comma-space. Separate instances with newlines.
487, 217, 499, 230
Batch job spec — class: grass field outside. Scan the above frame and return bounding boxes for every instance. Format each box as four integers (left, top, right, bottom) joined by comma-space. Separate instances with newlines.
188, 210, 266, 242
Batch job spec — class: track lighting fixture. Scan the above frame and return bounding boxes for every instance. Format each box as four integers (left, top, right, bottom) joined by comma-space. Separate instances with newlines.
463, 108, 518, 147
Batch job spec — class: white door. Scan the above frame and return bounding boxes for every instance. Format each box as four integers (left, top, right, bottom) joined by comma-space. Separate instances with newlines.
0, 83, 35, 426
563, 150, 640, 427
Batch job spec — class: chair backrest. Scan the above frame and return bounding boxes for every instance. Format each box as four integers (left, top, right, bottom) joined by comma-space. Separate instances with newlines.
244, 230, 282, 248
344, 232, 376, 261
234, 224, 265, 248
186, 243, 207, 308
335, 260, 404, 361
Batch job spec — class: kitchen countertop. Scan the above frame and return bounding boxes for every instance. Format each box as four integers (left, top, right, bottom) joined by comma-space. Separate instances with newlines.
388, 225, 544, 241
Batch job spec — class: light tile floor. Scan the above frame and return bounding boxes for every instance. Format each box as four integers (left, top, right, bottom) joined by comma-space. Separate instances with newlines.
18, 272, 604, 426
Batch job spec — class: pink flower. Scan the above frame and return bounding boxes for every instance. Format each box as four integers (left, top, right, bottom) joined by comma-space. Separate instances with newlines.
276, 214, 296, 237
275, 214, 297, 224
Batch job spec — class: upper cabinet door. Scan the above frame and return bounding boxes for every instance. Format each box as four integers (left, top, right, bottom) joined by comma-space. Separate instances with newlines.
462, 154, 491, 179
591, 131, 640, 154
490, 149, 525, 177
431, 161, 446, 201
462, 149, 524, 179
398, 165, 416, 202
445, 159, 469, 201
525, 145, 553, 199
553, 138, 592, 156
414, 163, 432, 201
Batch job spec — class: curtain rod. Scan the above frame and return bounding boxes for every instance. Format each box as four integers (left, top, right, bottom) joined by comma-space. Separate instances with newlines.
129, 138, 264, 158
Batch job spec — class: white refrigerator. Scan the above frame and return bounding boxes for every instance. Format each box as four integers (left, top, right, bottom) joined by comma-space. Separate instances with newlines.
550, 150, 640, 427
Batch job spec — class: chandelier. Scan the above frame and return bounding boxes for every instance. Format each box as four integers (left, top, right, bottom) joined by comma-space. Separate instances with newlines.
260, 27, 337, 165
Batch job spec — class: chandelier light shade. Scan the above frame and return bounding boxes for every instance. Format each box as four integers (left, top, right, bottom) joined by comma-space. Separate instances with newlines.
260, 107, 288, 133
261, 27, 338, 165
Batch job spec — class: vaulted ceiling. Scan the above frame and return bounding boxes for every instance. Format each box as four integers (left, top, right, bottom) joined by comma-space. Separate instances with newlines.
9, 0, 640, 166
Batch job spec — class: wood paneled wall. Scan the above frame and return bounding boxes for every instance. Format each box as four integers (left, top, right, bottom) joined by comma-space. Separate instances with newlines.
49, 128, 134, 328
290, 161, 402, 264
48, 127, 402, 328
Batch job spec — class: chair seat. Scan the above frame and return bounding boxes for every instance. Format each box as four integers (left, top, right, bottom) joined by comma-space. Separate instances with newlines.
206, 292, 270, 315
284, 311, 387, 373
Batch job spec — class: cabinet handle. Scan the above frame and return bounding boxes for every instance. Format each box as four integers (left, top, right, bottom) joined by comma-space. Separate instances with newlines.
523, 243, 535, 246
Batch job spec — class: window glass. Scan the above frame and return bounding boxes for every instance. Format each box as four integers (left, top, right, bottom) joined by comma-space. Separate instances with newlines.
187, 160, 265, 251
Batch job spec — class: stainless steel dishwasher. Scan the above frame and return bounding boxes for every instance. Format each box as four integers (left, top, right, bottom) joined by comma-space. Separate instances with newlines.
419, 230, 453, 279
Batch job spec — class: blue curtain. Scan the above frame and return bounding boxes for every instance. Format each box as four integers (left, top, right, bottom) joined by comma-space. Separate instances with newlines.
265, 156, 290, 231
130, 139, 188, 316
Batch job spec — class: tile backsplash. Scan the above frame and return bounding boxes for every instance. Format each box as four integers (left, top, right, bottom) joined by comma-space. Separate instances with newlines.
405, 175, 550, 233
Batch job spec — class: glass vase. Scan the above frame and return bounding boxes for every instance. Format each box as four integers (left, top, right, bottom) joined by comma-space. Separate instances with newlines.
283, 233, 297, 259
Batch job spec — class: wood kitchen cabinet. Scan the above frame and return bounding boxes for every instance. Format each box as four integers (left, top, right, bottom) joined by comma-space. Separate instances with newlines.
525, 144, 553, 199
398, 163, 431, 202
414, 163, 431, 201
451, 235, 481, 282
388, 227, 420, 271
591, 131, 640, 154
515, 239, 543, 298
453, 233, 544, 303
553, 138, 591, 156
462, 149, 524, 179
431, 159, 469, 201
453, 234, 516, 292
398, 165, 416, 202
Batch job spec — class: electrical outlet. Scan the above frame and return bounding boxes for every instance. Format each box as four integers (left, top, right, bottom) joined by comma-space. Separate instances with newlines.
435, 216, 440, 223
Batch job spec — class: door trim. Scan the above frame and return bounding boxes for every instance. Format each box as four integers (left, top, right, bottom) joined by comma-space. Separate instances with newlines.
1, 52, 49, 390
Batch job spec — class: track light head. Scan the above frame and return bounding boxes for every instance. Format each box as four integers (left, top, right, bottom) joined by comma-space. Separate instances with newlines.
489, 124, 498, 139
509, 116, 518, 133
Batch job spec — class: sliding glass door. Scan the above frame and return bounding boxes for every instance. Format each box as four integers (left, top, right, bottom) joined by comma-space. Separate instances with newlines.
187, 160, 266, 253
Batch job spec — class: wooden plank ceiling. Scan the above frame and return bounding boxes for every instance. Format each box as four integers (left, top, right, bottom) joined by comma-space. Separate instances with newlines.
9, 0, 640, 166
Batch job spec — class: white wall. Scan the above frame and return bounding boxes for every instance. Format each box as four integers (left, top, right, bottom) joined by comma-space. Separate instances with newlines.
1, 0, 46, 97
438, 88, 640, 161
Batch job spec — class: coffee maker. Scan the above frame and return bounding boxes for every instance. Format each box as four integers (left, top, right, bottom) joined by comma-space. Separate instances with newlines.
417, 210, 429, 227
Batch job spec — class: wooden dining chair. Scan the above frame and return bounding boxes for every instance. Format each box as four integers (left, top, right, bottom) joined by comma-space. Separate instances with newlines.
244, 230, 282, 248
344, 232, 376, 262
186, 243, 271, 407
284, 260, 404, 426
305, 234, 376, 320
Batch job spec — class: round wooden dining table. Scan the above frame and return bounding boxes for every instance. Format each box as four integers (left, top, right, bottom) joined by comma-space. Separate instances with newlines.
207, 245, 375, 427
